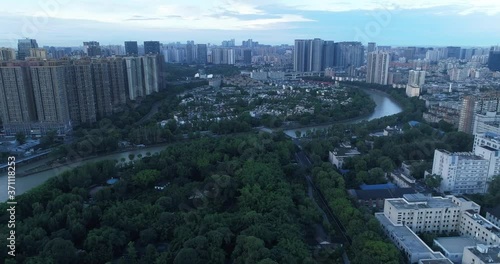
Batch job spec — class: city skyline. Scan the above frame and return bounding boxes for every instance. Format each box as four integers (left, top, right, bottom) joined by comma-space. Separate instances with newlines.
1, 0, 500, 47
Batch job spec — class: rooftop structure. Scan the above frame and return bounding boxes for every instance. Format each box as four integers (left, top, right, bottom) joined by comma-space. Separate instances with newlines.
463, 245, 500, 264
434, 237, 478, 263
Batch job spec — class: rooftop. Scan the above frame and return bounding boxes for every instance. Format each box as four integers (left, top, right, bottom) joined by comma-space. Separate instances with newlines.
465, 245, 500, 264
419, 259, 453, 264
434, 237, 478, 254
376, 213, 435, 254
387, 195, 459, 210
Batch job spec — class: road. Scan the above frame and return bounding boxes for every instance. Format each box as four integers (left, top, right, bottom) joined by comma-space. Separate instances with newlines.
294, 148, 351, 264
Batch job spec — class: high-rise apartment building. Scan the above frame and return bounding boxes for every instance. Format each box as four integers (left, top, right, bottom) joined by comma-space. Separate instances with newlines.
142, 55, 160, 95
366, 52, 390, 85
459, 94, 500, 134
144, 41, 161, 55
18, 39, 38, 60
403, 47, 416, 60
294, 39, 309, 72
91, 61, 113, 119
322, 41, 335, 69
30, 62, 72, 134
125, 41, 139, 56
0, 48, 16, 61
0, 64, 36, 135
73, 62, 97, 124
125, 57, 144, 100
29, 48, 47, 59
408, 70, 426, 87
83, 41, 102, 57
334, 41, 364, 70
294, 38, 330, 72
107, 57, 127, 106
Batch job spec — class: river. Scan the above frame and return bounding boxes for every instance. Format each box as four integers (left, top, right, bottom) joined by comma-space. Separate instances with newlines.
284, 88, 403, 138
0, 145, 169, 202
0, 88, 402, 202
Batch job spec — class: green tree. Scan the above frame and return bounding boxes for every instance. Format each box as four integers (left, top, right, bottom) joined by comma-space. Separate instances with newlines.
16, 132, 27, 145
425, 174, 443, 189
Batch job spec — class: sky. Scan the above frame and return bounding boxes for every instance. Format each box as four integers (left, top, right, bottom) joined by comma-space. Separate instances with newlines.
1, 0, 499, 48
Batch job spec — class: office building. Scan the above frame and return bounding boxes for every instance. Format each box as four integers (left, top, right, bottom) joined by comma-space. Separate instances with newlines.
196, 44, 207, 64
459, 94, 500, 134
124, 41, 139, 56
486, 207, 500, 227
18, 39, 38, 60
125, 57, 144, 100
30, 63, 72, 134
329, 143, 361, 169
489, 50, 500, 72
83, 41, 101, 57
243, 50, 252, 64
367, 42, 376, 53
144, 41, 161, 55
0, 48, 16, 61
366, 52, 390, 85
446, 46, 461, 59
408, 70, 426, 87
431, 149, 490, 194
0, 65, 37, 135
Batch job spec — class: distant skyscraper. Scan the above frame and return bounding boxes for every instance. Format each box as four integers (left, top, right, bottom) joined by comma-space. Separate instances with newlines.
0, 48, 16, 61
446, 46, 461, 59
196, 44, 207, 64
403, 47, 416, 61
243, 50, 252, 64
30, 63, 72, 134
125, 41, 139, 56
367, 42, 376, 53
366, 52, 390, 85
17, 39, 38, 60
186, 43, 195, 64
144, 41, 161, 55
83, 41, 101, 57
0, 65, 36, 135
488, 49, 500, 72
